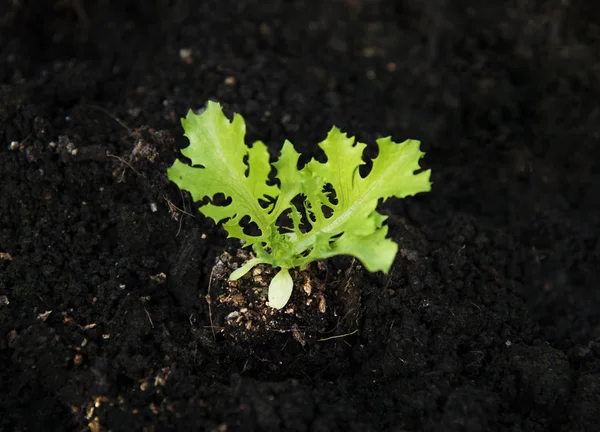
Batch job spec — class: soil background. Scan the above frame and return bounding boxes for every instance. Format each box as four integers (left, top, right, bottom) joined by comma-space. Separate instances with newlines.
1, 1, 600, 431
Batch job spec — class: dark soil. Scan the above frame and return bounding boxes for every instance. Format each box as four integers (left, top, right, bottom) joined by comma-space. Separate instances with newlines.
2, 1, 600, 431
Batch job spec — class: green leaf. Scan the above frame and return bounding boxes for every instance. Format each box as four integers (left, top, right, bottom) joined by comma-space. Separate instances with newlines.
167, 102, 278, 248
270, 140, 303, 223
289, 128, 431, 273
229, 258, 266, 281
268, 268, 293, 309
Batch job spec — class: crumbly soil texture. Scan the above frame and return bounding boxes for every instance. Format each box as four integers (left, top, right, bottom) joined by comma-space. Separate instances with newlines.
1, 1, 600, 431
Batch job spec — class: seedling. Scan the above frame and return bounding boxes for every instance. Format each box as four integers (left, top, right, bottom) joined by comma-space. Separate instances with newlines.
167, 102, 431, 309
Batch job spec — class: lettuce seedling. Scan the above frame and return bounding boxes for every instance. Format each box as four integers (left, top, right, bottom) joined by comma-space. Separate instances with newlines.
168, 102, 431, 309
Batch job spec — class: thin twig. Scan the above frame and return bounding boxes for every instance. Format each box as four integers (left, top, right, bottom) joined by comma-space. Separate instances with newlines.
80, 104, 131, 132
144, 308, 154, 328
20, 132, 34, 145
176, 189, 186, 235
317, 329, 358, 342
106, 152, 141, 176
164, 197, 196, 218
207, 267, 216, 341
165, 193, 196, 236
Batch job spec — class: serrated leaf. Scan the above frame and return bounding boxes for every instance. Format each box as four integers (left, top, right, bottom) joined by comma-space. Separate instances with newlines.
290, 128, 431, 272
269, 140, 303, 225
167, 102, 277, 247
